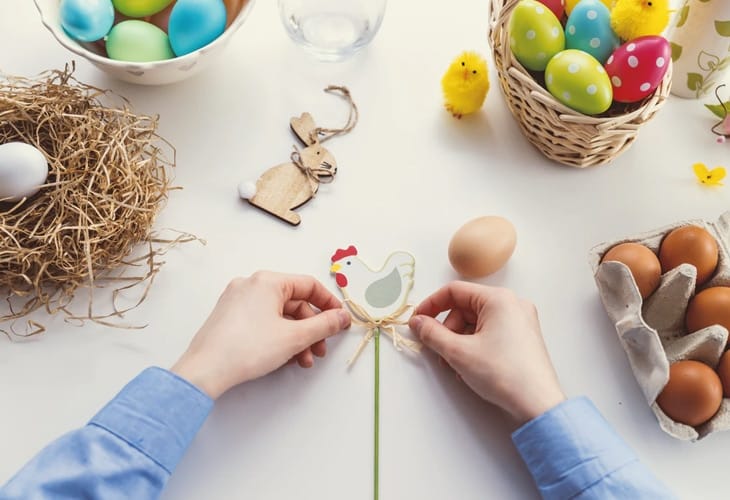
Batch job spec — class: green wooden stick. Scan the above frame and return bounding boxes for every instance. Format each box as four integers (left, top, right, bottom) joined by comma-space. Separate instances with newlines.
374, 327, 380, 500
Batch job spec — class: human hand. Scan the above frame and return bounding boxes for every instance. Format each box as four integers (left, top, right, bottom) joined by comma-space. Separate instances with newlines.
171, 272, 351, 400
409, 281, 565, 424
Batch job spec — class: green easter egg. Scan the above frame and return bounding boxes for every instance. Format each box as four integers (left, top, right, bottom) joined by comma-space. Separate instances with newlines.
545, 49, 613, 115
106, 20, 174, 62
509, 0, 565, 71
112, 0, 174, 17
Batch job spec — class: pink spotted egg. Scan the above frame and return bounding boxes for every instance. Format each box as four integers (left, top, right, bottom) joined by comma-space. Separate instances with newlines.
604, 36, 670, 103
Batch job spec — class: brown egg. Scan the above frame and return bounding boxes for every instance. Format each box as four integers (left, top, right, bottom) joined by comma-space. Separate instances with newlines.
659, 225, 719, 286
656, 360, 723, 427
601, 242, 661, 299
686, 286, 730, 334
717, 351, 730, 398
448, 216, 516, 278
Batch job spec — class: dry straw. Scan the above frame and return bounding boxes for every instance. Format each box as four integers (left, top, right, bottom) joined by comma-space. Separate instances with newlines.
0, 65, 197, 337
489, 0, 672, 168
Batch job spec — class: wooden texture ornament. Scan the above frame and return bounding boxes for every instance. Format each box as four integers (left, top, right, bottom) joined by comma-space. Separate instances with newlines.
238, 86, 358, 225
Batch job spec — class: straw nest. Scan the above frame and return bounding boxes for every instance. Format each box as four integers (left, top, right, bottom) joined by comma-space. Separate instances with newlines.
0, 65, 195, 336
489, 0, 671, 168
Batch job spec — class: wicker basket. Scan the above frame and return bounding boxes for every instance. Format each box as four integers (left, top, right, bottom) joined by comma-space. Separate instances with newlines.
489, 0, 672, 168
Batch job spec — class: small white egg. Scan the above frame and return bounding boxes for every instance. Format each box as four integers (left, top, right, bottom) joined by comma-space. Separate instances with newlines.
0, 142, 49, 202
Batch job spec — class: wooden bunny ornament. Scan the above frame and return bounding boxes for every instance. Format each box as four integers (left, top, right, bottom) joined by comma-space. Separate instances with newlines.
238, 86, 357, 226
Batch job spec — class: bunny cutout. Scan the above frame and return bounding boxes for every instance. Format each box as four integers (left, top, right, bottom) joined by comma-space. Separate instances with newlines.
238, 86, 358, 226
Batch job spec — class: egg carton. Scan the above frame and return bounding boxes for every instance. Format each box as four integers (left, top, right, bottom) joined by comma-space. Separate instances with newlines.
589, 211, 730, 441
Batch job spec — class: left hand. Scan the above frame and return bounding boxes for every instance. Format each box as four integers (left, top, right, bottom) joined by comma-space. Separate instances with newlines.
171, 272, 351, 399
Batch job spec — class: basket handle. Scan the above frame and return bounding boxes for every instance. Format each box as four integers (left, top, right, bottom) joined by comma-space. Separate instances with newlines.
489, 0, 522, 47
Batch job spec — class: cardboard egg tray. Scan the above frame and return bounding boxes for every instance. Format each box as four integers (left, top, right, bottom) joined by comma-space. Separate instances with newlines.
589, 211, 730, 441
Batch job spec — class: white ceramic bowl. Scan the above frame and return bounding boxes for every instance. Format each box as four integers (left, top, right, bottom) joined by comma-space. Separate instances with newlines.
34, 0, 255, 85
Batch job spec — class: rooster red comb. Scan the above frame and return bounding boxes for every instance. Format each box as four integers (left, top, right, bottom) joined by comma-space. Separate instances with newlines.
331, 245, 358, 262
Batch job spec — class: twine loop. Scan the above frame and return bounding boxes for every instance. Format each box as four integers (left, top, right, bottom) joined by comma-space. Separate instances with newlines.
310, 85, 359, 144
344, 300, 422, 367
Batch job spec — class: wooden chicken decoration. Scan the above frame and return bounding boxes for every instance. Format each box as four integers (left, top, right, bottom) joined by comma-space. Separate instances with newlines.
329, 245, 421, 500
238, 86, 358, 226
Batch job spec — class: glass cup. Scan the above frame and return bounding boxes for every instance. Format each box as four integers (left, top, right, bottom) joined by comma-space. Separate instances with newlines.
278, 0, 387, 62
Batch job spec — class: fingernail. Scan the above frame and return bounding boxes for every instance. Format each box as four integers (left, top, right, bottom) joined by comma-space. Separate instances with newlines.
409, 315, 422, 332
338, 309, 351, 329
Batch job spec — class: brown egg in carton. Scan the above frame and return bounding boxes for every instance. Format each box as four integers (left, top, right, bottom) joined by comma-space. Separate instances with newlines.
589, 211, 730, 441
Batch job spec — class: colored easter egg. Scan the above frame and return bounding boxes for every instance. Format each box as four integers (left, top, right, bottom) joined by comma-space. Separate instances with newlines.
112, 0, 174, 17
535, 0, 565, 20
509, 0, 566, 71
59, 0, 114, 42
546, 49, 613, 115
0, 142, 49, 202
168, 0, 227, 56
565, 0, 619, 64
106, 20, 175, 62
566, 0, 612, 15
605, 36, 670, 103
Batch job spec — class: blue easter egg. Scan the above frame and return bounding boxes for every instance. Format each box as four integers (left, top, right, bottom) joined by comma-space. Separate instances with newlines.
168, 0, 227, 56
60, 0, 114, 42
565, 0, 619, 64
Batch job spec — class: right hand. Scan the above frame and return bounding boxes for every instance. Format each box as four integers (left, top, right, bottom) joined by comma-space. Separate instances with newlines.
409, 281, 566, 424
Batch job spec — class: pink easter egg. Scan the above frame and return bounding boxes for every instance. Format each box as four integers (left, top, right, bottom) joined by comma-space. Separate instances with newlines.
605, 36, 670, 103
536, 0, 565, 19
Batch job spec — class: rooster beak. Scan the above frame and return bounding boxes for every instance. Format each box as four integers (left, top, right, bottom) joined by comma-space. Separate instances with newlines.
330, 263, 341, 273
463, 69, 469, 80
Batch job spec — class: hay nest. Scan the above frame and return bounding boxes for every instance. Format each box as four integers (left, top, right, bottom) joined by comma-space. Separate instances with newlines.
0, 65, 196, 336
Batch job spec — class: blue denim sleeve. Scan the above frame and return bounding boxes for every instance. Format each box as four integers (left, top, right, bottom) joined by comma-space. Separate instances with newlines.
0, 367, 213, 500
512, 397, 676, 500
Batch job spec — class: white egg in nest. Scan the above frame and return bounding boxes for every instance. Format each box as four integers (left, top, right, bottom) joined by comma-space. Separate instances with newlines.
0, 142, 49, 202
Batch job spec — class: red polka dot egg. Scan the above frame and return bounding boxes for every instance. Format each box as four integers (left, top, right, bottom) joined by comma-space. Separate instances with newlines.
605, 36, 670, 103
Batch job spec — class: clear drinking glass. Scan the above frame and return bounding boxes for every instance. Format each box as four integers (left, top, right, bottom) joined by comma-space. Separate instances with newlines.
278, 0, 387, 62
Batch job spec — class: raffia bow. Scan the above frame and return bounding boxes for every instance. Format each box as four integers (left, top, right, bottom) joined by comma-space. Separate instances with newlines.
344, 299, 422, 366
290, 145, 336, 185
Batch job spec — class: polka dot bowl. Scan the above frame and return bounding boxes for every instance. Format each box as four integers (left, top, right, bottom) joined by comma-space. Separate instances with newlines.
34, 0, 255, 86
489, 0, 672, 168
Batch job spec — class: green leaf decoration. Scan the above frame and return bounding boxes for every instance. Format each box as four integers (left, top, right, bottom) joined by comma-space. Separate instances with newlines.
698, 50, 721, 70
705, 102, 730, 118
676, 5, 689, 28
715, 20, 730, 37
688, 72, 704, 91
719, 57, 730, 70
671, 42, 683, 62
699, 0, 711, 3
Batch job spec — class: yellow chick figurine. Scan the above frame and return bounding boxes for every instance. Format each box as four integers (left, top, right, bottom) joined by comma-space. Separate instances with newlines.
442, 51, 489, 119
610, 0, 670, 41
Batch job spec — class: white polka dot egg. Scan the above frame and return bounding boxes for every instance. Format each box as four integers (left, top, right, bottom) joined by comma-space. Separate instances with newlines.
605, 36, 671, 103
545, 49, 613, 115
565, 0, 619, 64
509, 0, 565, 71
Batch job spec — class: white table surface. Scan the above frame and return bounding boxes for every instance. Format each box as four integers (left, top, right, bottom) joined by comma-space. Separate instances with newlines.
2, 1, 730, 498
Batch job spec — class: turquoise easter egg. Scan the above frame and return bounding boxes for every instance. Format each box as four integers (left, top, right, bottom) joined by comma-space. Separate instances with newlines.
60, 0, 114, 42
112, 0, 174, 17
545, 49, 613, 115
106, 20, 175, 62
565, 0, 619, 64
168, 0, 227, 56
509, 0, 565, 71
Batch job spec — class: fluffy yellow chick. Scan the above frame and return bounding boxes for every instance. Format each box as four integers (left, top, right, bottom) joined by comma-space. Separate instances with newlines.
610, 0, 670, 41
441, 51, 489, 119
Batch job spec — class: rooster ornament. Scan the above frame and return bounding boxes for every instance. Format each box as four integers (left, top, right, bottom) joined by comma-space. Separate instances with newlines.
329, 245, 421, 365
330, 246, 415, 319
329, 245, 420, 500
